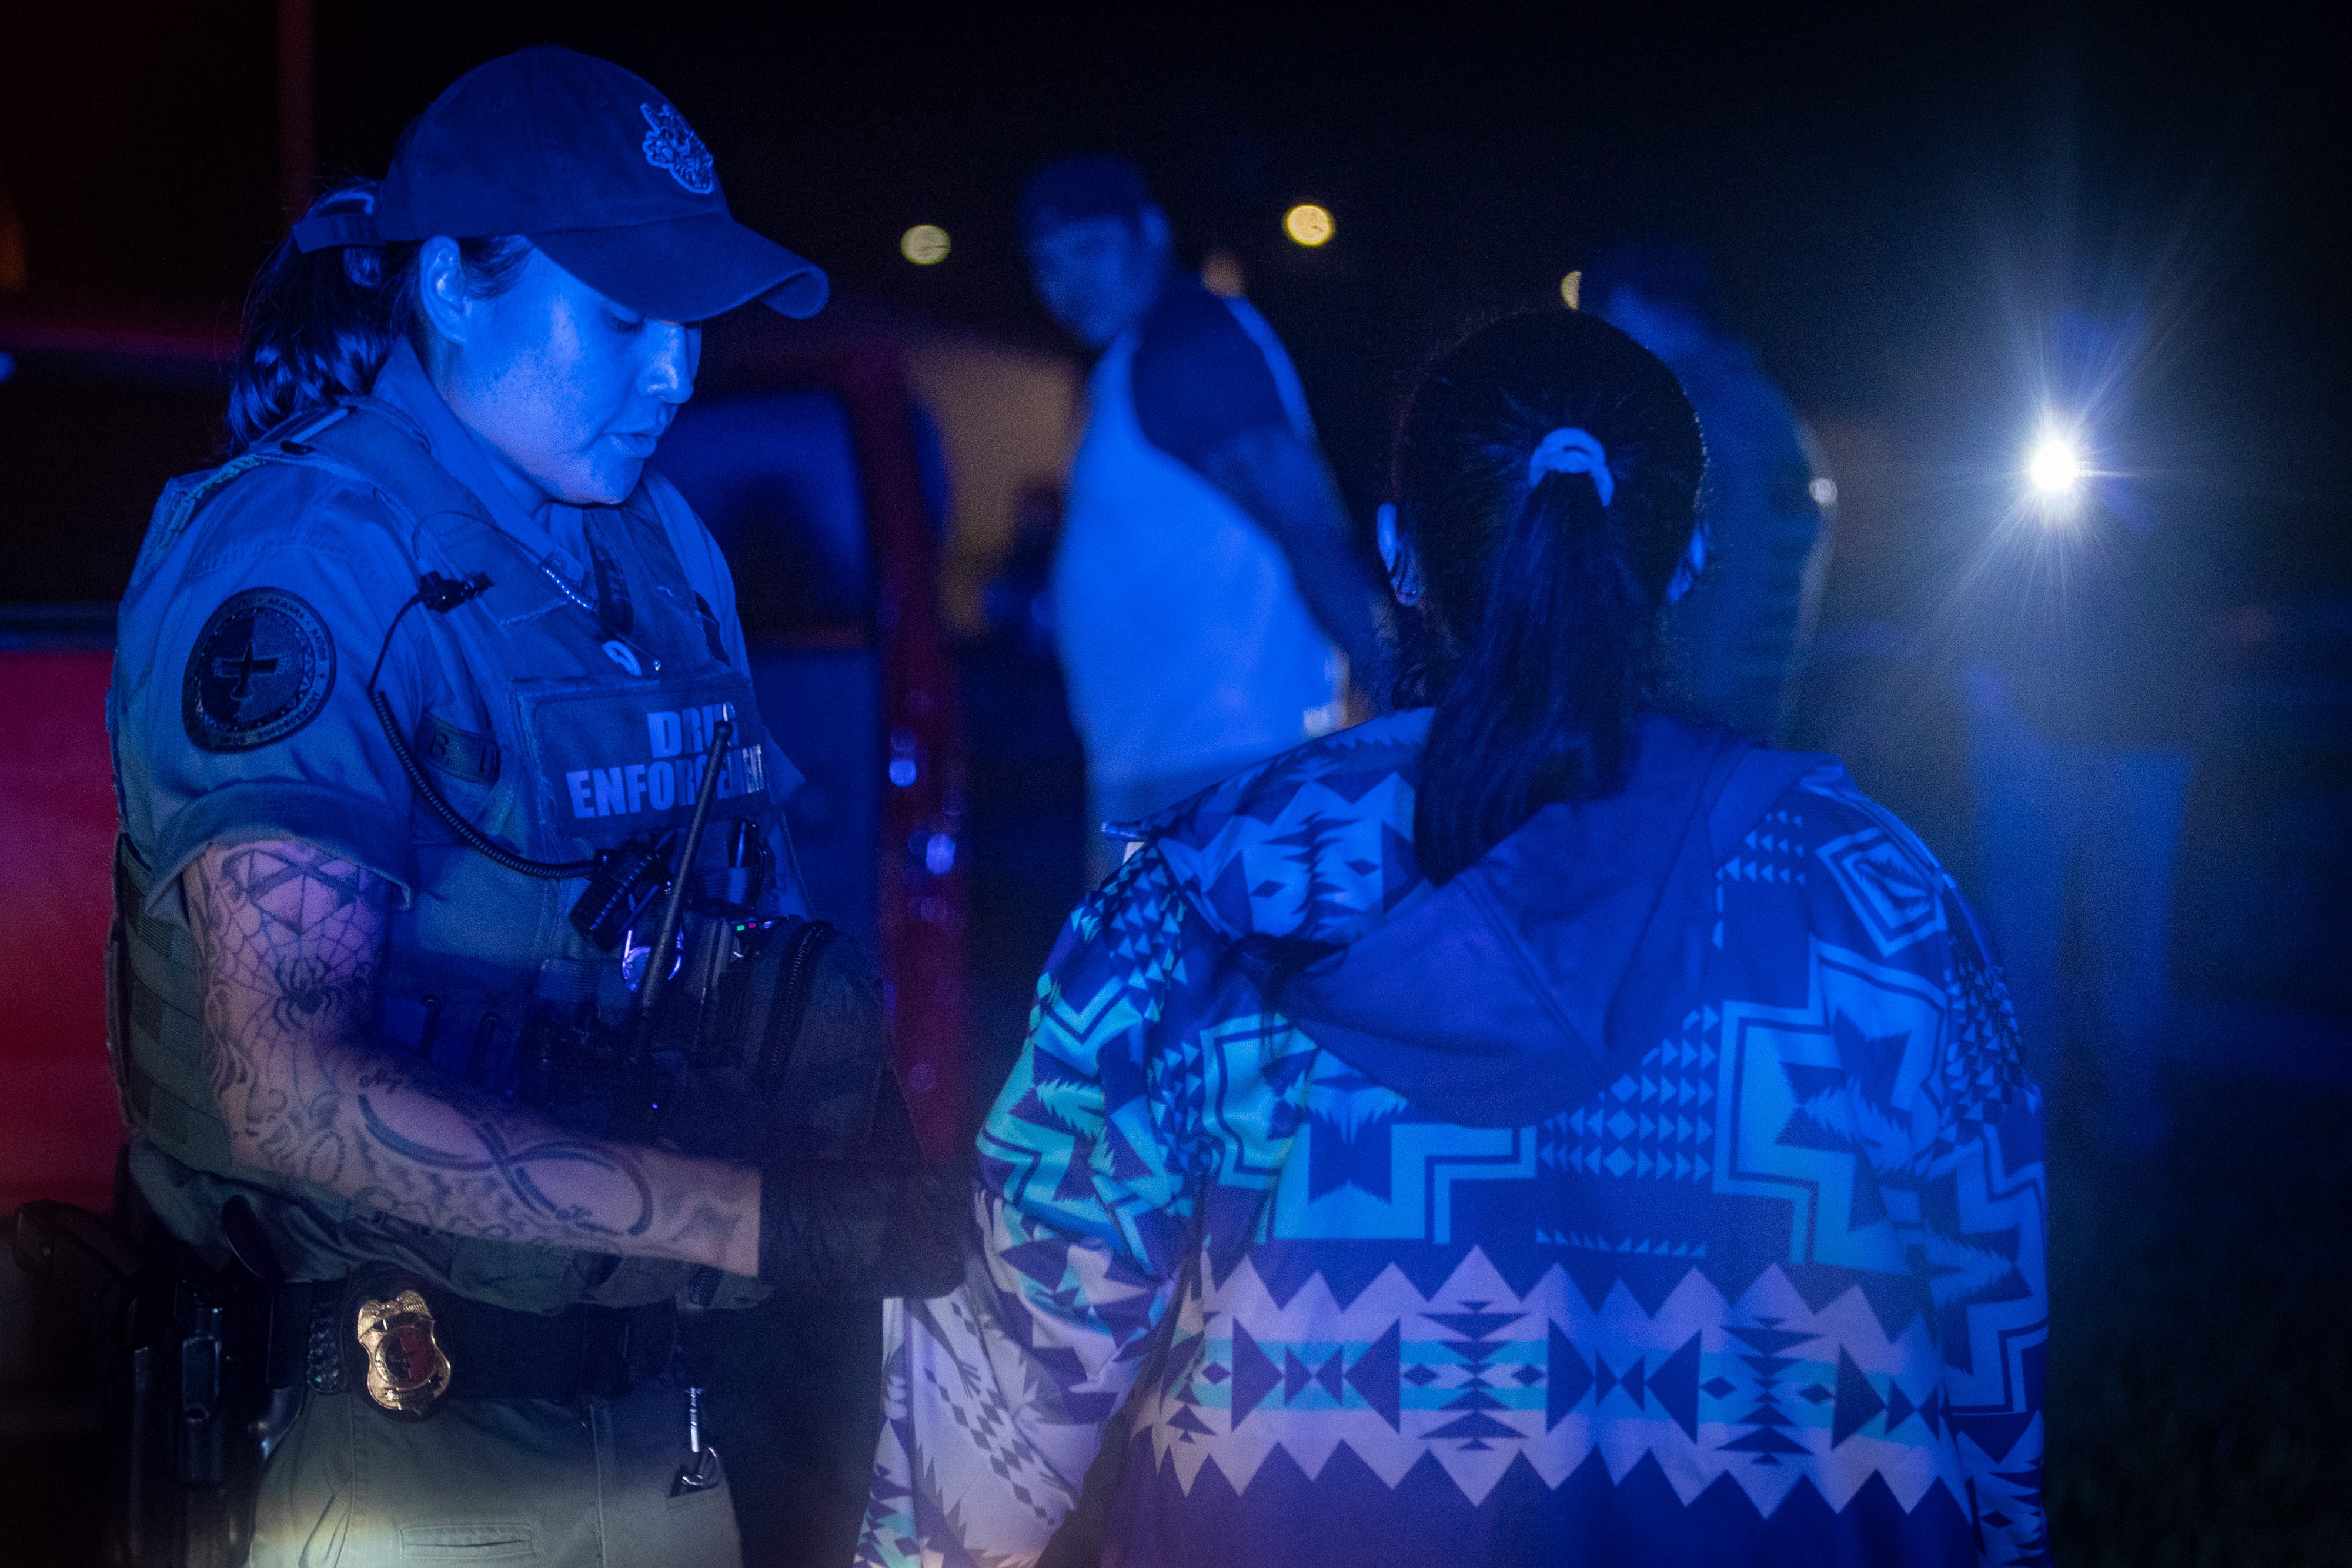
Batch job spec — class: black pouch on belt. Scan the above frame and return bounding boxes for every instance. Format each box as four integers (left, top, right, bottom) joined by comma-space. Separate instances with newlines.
9, 1174, 273, 1568
666, 916, 908, 1164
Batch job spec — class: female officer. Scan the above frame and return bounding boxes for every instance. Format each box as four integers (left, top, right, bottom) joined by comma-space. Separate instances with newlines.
859, 311, 2049, 1567
108, 46, 956, 1568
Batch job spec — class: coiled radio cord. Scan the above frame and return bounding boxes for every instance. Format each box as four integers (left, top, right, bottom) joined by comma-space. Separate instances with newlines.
366, 572, 597, 881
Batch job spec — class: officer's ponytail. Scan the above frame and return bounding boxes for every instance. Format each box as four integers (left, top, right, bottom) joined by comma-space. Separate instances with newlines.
227, 180, 530, 453
1393, 310, 1705, 884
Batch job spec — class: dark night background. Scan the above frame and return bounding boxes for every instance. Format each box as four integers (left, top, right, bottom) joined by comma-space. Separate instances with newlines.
5, 1, 2349, 557
5, 3, 2351, 1563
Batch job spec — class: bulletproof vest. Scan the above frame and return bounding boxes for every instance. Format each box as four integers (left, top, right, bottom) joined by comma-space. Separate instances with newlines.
108, 398, 789, 1310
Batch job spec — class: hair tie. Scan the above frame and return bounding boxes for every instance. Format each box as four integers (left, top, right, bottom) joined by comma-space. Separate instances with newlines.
1527, 427, 1613, 506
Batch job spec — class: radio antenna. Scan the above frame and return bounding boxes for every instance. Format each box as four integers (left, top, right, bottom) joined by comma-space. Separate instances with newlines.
630, 717, 734, 1060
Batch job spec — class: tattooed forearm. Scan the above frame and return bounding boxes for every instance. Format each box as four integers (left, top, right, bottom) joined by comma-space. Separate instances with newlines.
185, 840, 760, 1274
353, 1093, 657, 1237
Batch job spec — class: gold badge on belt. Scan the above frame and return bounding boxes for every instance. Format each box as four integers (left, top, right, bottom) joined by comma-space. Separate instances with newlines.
355, 1288, 453, 1418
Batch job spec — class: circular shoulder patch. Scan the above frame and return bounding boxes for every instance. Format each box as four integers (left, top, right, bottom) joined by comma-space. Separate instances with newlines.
182, 587, 338, 753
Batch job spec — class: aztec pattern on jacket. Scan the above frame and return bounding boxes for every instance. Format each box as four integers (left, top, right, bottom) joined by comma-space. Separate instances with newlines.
858, 711, 2049, 1567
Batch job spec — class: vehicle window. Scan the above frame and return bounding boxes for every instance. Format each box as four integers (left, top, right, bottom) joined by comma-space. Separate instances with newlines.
653, 390, 873, 642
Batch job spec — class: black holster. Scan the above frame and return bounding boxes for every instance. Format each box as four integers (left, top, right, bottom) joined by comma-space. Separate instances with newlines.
10, 1176, 279, 1568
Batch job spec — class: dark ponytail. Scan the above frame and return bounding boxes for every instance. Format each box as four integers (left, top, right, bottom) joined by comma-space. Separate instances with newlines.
1394, 311, 1705, 884
227, 179, 531, 454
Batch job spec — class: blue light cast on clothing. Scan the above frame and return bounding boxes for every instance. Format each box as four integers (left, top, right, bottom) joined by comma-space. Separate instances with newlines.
860, 711, 2048, 1567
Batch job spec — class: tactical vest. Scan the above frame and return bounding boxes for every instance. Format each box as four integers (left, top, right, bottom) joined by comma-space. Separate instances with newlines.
108, 397, 791, 1311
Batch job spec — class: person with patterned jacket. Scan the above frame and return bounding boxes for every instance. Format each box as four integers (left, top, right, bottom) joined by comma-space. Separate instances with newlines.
858, 311, 2049, 1567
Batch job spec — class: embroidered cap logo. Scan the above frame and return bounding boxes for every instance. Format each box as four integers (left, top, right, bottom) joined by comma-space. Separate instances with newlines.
640, 102, 716, 195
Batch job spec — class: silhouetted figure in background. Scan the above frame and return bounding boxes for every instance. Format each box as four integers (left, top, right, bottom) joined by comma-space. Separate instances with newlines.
1020, 155, 1391, 881
1589, 242, 1834, 743
1963, 307, 2202, 1159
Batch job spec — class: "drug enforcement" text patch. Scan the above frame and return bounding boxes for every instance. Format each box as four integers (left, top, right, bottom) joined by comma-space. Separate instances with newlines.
182, 587, 338, 753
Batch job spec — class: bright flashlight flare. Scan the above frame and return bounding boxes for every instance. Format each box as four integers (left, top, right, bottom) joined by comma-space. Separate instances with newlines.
2027, 436, 2082, 497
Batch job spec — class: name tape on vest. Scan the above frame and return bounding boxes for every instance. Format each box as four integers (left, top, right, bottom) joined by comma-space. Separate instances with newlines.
560, 701, 766, 822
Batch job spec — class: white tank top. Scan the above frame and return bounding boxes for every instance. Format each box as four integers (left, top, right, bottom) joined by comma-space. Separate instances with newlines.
1053, 297, 1344, 793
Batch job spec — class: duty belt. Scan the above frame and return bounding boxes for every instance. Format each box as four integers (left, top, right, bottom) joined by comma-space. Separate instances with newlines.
289, 1268, 677, 1418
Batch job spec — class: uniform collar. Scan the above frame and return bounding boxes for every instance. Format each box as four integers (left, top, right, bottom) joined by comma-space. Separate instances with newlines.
370, 341, 592, 580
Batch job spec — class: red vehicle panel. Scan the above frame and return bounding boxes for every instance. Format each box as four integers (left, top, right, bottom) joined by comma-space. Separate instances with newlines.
0, 647, 118, 1215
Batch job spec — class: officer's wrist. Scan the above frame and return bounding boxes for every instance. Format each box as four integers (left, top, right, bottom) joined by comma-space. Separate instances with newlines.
720, 1163, 764, 1279
754, 1159, 968, 1298
657, 1152, 761, 1278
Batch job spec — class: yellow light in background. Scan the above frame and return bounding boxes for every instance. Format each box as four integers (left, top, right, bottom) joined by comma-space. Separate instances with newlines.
1201, 250, 1247, 297
1283, 203, 1334, 248
1560, 270, 1582, 310
900, 224, 951, 265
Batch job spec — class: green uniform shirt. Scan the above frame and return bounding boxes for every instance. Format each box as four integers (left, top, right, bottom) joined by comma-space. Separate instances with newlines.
109, 346, 797, 1309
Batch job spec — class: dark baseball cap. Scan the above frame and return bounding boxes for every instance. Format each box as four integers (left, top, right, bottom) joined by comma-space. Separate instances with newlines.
294, 46, 826, 321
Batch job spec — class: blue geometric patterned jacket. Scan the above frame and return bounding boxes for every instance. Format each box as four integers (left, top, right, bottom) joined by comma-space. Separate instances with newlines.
860, 710, 2049, 1567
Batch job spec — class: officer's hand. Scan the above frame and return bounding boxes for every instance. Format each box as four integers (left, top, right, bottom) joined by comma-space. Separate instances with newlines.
756, 1161, 968, 1299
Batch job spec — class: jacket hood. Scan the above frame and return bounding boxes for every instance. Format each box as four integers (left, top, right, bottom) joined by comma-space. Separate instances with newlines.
1131, 710, 1836, 1126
